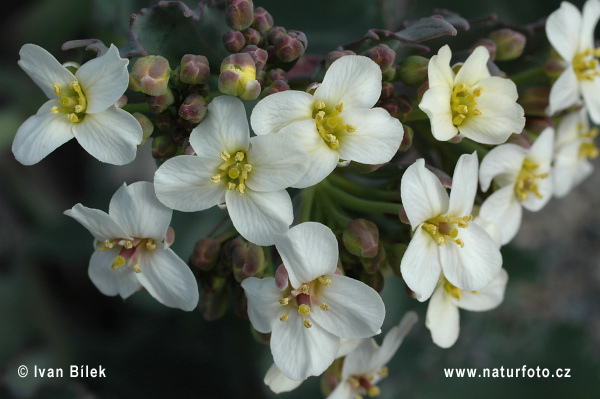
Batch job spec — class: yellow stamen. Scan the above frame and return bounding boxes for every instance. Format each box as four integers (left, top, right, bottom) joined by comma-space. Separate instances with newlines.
298, 304, 311, 315
573, 48, 600, 80
299, 284, 310, 295
111, 256, 126, 270
303, 318, 312, 328
279, 298, 289, 305
422, 214, 472, 247
133, 264, 142, 273
378, 367, 389, 378
124, 240, 133, 249
579, 142, 599, 159
313, 101, 354, 149
280, 312, 289, 322
444, 279, 462, 300
349, 377, 360, 388
146, 240, 156, 251
514, 158, 549, 202
368, 386, 381, 397
451, 83, 483, 126
320, 303, 329, 311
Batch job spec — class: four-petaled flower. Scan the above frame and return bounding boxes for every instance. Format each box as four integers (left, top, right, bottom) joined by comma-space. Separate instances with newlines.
546, 0, 600, 123
13, 44, 143, 165
419, 45, 525, 144
479, 127, 555, 245
154, 95, 308, 246
64, 181, 199, 311
250, 55, 404, 188
242, 222, 385, 381
400, 152, 502, 301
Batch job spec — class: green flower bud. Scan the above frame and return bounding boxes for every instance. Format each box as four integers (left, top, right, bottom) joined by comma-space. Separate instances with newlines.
180, 54, 210, 85
267, 26, 286, 45
545, 58, 567, 79
360, 244, 386, 274
151, 135, 177, 160
133, 112, 154, 146
488, 29, 526, 61
129, 55, 171, 96
225, 0, 254, 31
232, 240, 267, 282
218, 53, 261, 100
146, 87, 175, 114
397, 55, 429, 88
190, 238, 221, 271
223, 30, 246, 53
199, 290, 228, 321
360, 269, 385, 293
400, 124, 414, 152
179, 93, 208, 124
343, 219, 379, 258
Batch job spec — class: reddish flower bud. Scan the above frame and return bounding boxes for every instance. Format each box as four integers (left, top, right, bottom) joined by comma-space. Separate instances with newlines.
151, 135, 177, 160
275, 30, 307, 63
518, 87, 550, 117
225, 0, 254, 31
179, 93, 208, 124
129, 55, 171, 96
252, 7, 273, 34
363, 44, 396, 73
343, 219, 379, 258
190, 238, 221, 272
218, 53, 261, 100
241, 45, 268, 73
267, 26, 286, 45
133, 112, 154, 145
325, 50, 356, 69
146, 87, 175, 114
472, 38, 497, 60
223, 30, 246, 53
243, 27, 263, 46
180, 54, 210, 85
259, 79, 290, 99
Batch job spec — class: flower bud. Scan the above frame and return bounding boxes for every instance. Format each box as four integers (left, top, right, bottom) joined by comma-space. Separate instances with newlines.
488, 29, 526, 61
199, 290, 228, 321
241, 45, 268, 73
180, 54, 210, 85
380, 82, 394, 101
275, 30, 307, 63
218, 53, 261, 100
133, 112, 154, 145
223, 30, 246, 53
230, 281, 248, 319
545, 58, 567, 79
266, 68, 287, 84
518, 87, 550, 117
397, 55, 429, 88
153, 111, 173, 132
190, 238, 221, 271
343, 219, 379, 258
179, 93, 208, 124
259, 80, 290, 99
379, 98, 401, 118
360, 269, 385, 293
361, 244, 386, 274
147, 87, 175, 114
115, 94, 128, 108
525, 117, 553, 134
129, 55, 171, 96
325, 50, 356, 69
151, 135, 177, 160
225, 0, 254, 31
232, 241, 267, 282
472, 38, 497, 60
243, 27, 263, 46
252, 7, 273, 34
196, 269, 227, 293
400, 124, 414, 152
363, 44, 396, 74
267, 26, 286, 45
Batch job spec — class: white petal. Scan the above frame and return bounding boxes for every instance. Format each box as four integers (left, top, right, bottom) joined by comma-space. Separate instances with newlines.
341, 338, 379, 378
479, 185, 523, 245
473, 217, 503, 248
546, 1, 582, 61
479, 144, 526, 191
264, 364, 303, 394
367, 311, 418, 370
135, 248, 199, 311
458, 268, 508, 311
555, 109, 583, 147
553, 140, 594, 197
315, 55, 382, 110
327, 381, 354, 399
455, 46, 491, 87
73, 107, 142, 165
528, 127, 555, 167
271, 310, 339, 380
226, 188, 293, 246
580, 79, 600, 124
246, 133, 308, 192
189, 96, 249, 157
427, 45, 455, 88
401, 159, 449, 229
337, 108, 404, 164
579, 0, 600, 51
250, 90, 315, 135
336, 338, 363, 359
419, 86, 458, 141
64, 203, 130, 240
154, 155, 225, 212
441, 223, 502, 291
108, 181, 171, 241
548, 68, 580, 116
310, 274, 385, 339
400, 226, 442, 302
75, 44, 129, 113
18, 44, 76, 99
89, 248, 140, 298
12, 101, 74, 165
425, 284, 460, 348
241, 277, 283, 333
274, 222, 338, 288
521, 174, 553, 212
447, 152, 478, 217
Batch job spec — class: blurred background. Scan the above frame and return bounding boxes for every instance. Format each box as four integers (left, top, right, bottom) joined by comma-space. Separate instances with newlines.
0, 0, 599, 398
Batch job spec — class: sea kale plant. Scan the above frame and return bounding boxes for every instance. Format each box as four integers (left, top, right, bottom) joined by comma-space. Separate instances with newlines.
11, 0, 599, 396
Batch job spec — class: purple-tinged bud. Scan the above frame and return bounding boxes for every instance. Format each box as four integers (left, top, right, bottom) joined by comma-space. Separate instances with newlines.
146, 87, 175, 114
266, 68, 287, 84
545, 58, 567, 79
252, 7, 273, 34
399, 125, 413, 152
133, 112, 154, 145
223, 30, 246, 53
361, 244, 386, 274
275, 30, 307, 63
196, 269, 227, 293
259, 80, 290, 99
352, 162, 385, 174
179, 93, 208, 124
343, 219, 379, 258
275, 264, 289, 290
325, 50, 356, 69
241, 45, 268, 73
525, 117, 554, 134
115, 94, 128, 108
218, 53, 261, 100
518, 87, 550, 117
363, 44, 396, 73
232, 241, 266, 282
387, 243, 408, 278
190, 238, 221, 271
380, 81, 394, 101
199, 290, 228, 321
417, 81, 429, 102
267, 26, 286, 45
230, 281, 248, 319
172, 128, 190, 146
398, 55, 429, 88
380, 99, 401, 118
488, 29, 526, 61
360, 269, 385, 293
225, 0, 254, 31
153, 111, 173, 132
130, 55, 171, 96
180, 54, 210, 85
243, 27, 263, 46
472, 38, 497, 60
151, 135, 177, 159
396, 96, 414, 120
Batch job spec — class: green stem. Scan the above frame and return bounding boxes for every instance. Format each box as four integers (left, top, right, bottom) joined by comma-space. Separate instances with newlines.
321, 180, 403, 215
509, 65, 547, 85
458, 138, 491, 158
300, 185, 316, 223
327, 173, 399, 202
316, 189, 352, 227
122, 102, 151, 113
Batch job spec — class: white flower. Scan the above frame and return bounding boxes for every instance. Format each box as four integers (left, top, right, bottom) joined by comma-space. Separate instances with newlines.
327, 311, 418, 399
419, 45, 525, 144
479, 127, 555, 245
553, 108, 598, 197
154, 96, 308, 246
242, 222, 385, 381
64, 181, 199, 311
400, 152, 502, 301
546, 0, 600, 123
426, 269, 508, 348
13, 44, 143, 165
250, 55, 404, 188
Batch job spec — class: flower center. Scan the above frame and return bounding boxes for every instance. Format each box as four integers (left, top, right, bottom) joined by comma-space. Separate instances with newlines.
347, 368, 388, 398
577, 126, 599, 159
450, 83, 482, 126
443, 278, 462, 300
514, 159, 549, 201
313, 101, 356, 150
573, 48, 600, 80
50, 81, 87, 123
421, 214, 473, 248
96, 237, 157, 274
211, 151, 252, 194
278, 275, 332, 328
